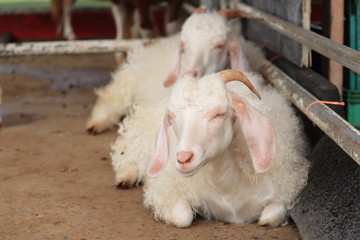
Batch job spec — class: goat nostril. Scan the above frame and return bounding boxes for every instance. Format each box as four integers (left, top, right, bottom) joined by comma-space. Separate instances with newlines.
186, 70, 198, 78
177, 151, 194, 164
192, 71, 198, 77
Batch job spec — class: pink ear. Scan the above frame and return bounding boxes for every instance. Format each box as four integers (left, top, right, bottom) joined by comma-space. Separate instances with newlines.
163, 42, 184, 87
231, 94, 276, 173
148, 116, 170, 177
229, 38, 251, 72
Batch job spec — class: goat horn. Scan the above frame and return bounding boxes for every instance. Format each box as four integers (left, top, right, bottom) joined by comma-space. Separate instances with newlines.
193, 8, 207, 14
217, 9, 262, 21
218, 70, 261, 100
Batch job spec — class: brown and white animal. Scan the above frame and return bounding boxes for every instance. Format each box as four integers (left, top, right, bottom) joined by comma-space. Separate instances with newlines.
142, 69, 309, 227
50, 0, 184, 40
86, 9, 264, 134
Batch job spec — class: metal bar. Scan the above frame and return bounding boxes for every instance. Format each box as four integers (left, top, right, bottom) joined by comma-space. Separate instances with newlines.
0, 39, 154, 57
265, 63, 360, 165
237, 2, 360, 74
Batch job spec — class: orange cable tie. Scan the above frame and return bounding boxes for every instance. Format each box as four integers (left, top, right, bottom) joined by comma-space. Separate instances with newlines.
306, 100, 345, 126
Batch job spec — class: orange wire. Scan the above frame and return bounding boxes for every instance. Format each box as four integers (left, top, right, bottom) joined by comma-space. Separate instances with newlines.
306, 100, 345, 126
259, 52, 345, 127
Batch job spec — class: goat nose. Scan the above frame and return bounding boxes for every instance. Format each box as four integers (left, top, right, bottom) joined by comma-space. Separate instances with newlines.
177, 151, 194, 164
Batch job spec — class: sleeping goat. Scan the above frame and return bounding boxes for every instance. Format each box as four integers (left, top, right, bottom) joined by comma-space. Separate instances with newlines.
143, 69, 310, 227
86, 9, 264, 134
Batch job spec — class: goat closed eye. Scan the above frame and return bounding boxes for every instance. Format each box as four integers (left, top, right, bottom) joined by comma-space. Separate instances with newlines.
213, 112, 227, 119
166, 114, 175, 126
213, 41, 225, 50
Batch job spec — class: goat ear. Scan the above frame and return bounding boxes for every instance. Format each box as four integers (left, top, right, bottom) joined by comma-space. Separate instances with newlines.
231, 94, 276, 173
193, 8, 207, 14
148, 116, 170, 177
163, 42, 184, 87
229, 38, 251, 72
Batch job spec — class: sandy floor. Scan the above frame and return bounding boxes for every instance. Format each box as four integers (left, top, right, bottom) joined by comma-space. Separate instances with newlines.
0, 54, 301, 240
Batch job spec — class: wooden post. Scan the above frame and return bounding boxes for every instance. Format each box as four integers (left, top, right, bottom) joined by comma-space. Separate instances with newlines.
329, 0, 345, 96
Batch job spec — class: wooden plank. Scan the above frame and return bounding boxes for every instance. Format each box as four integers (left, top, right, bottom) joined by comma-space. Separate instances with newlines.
328, 0, 344, 95
242, 0, 311, 67
0, 39, 153, 56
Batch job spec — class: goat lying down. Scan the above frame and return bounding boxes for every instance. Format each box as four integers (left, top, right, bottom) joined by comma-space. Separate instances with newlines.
86, 9, 265, 134
112, 69, 309, 227
86, 35, 179, 134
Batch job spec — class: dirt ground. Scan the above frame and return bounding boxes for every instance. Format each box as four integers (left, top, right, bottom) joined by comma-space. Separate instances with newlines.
0, 53, 301, 240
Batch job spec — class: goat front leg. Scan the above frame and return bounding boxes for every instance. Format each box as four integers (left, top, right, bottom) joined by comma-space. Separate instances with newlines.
86, 79, 134, 134
170, 199, 193, 228
109, 0, 124, 40
257, 201, 287, 227
62, 0, 76, 40
153, 198, 193, 228
109, 0, 128, 64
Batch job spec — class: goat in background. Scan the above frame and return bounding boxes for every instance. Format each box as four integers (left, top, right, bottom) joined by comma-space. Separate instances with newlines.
50, 0, 184, 40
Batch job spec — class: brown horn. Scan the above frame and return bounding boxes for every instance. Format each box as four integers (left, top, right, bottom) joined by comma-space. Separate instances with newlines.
193, 8, 207, 14
217, 9, 262, 21
218, 69, 261, 100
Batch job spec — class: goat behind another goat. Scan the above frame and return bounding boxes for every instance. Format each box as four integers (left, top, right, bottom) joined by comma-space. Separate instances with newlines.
87, 10, 265, 134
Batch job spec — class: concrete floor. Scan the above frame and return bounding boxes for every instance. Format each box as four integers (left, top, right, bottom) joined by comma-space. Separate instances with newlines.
0, 53, 301, 240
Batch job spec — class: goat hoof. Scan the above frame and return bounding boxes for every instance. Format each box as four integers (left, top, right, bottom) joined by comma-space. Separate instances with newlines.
258, 202, 287, 227
116, 181, 134, 189
170, 200, 193, 228
86, 126, 98, 135
86, 120, 110, 135
86, 123, 108, 135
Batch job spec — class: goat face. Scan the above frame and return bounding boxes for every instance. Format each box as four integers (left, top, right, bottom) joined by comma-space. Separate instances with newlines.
181, 13, 230, 78
149, 70, 276, 178
154, 74, 235, 177
168, 75, 235, 176
163, 13, 231, 87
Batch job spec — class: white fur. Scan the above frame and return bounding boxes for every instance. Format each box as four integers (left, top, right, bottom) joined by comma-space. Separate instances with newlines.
113, 71, 309, 227
111, 100, 167, 187
86, 35, 179, 133
143, 72, 309, 227
87, 11, 265, 134
110, 12, 266, 187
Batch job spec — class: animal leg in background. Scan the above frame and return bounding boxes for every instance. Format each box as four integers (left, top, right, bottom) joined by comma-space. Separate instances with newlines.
51, 0, 76, 40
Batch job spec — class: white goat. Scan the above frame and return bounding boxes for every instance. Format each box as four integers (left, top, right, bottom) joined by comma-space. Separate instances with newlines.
143, 70, 309, 228
162, 8, 262, 87
87, 9, 264, 134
